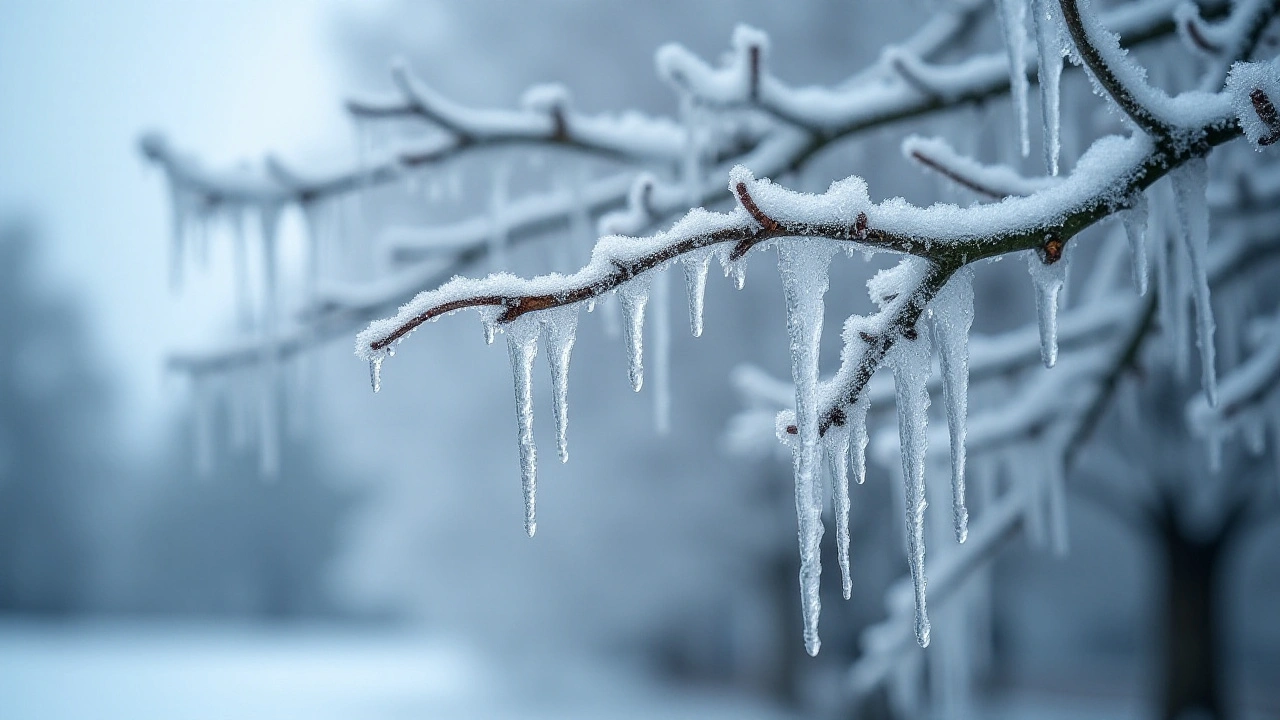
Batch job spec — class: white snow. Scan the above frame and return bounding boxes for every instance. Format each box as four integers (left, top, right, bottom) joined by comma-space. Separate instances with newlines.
902, 135, 1060, 199
1226, 60, 1280, 147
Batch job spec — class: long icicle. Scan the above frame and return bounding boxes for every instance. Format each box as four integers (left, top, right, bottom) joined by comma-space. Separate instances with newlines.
825, 425, 854, 600
931, 268, 974, 543
778, 239, 836, 656
892, 319, 934, 648
1032, 0, 1065, 174
544, 307, 579, 463
506, 319, 541, 537
1169, 158, 1218, 406
996, 0, 1031, 157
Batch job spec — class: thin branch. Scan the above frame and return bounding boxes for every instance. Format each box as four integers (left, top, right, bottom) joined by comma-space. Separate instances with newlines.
1059, 0, 1174, 136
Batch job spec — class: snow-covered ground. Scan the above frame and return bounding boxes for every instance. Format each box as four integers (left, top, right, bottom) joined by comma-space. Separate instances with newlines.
0, 619, 799, 720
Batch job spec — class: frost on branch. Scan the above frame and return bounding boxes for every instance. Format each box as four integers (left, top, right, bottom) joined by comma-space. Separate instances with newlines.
903, 136, 1060, 199
1226, 60, 1280, 147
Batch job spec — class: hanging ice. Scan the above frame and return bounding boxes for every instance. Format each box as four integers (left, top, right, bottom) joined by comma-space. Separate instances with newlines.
544, 307, 579, 463
1169, 158, 1218, 407
849, 393, 870, 488
1123, 193, 1150, 296
1027, 243, 1069, 368
506, 318, 541, 537
682, 250, 713, 337
618, 275, 654, 392
891, 318, 933, 648
777, 239, 836, 657
824, 425, 853, 600
369, 355, 385, 393
652, 270, 672, 434
995, 0, 1030, 157
931, 268, 973, 543
1032, 0, 1064, 174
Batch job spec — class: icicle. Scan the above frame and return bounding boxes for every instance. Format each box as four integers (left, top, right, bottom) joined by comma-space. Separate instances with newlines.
478, 307, 501, 346
777, 239, 836, 656
1169, 158, 1218, 406
681, 250, 713, 337
850, 393, 870, 487
1027, 243, 1069, 368
544, 307, 579, 464
489, 163, 511, 272
890, 322, 934, 648
715, 244, 749, 290
931, 268, 973, 543
824, 425, 853, 600
1123, 193, 1150, 295
995, 0, 1031, 157
369, 355, 384, 393
1150, 188, 1182, 368
618, 276, 654, 392
506, 319, 540, 537
1032, 0, 1064, 174
652, 270, 672, 434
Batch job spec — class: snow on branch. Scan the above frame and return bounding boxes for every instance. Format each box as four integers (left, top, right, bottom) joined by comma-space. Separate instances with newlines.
357, 78, 1245, 651
150, 0, 1225, 380
903, 135, 1062, 199
348, 61, 691, 165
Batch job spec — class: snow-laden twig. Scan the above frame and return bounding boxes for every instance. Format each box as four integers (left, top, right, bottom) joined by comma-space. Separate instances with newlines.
152, 0, 1227, 377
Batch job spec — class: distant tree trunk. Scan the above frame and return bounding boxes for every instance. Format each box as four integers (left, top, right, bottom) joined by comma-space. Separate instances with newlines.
1157, 521, 1226, 720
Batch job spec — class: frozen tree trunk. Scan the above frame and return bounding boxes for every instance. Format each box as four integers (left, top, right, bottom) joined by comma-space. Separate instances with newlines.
1156, 507, 1228, 720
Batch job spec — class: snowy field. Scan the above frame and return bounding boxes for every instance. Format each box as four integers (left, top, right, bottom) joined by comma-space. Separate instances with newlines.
0, 620, 799, 720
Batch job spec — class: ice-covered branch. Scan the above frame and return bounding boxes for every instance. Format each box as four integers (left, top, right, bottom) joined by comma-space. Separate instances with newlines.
152, 0, 1233, 380
903, 135, 1061, 199
349, 61, 690, 165
1058, 0, 1177, 136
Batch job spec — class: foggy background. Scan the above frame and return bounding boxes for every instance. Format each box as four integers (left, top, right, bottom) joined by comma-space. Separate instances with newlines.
1, 1, 1278, 718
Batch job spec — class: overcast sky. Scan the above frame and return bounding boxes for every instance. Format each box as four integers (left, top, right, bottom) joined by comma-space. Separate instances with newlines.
0, 0, 357, 448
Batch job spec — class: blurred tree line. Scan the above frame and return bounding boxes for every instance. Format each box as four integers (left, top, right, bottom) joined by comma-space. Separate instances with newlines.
0, 217, 361, 619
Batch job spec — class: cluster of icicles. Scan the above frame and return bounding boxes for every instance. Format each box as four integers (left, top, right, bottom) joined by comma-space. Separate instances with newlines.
358, 0, 1247, 656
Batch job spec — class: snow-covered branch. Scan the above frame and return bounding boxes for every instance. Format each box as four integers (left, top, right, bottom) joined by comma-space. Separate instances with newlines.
151, 0, 1228, 379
